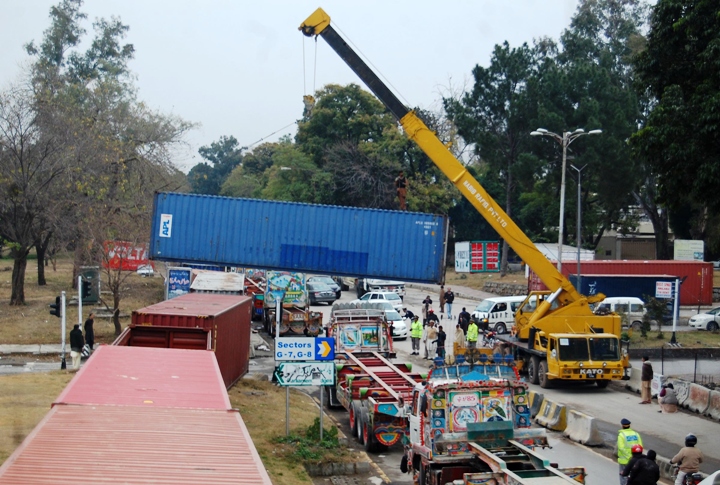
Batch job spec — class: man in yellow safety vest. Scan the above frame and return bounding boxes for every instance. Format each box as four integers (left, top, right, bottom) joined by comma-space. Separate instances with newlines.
466, 320, 479, 349
617, 418, 643, 485
410, 316, 423, 356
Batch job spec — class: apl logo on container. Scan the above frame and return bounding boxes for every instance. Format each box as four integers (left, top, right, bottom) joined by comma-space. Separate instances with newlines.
160, 214, 172, 238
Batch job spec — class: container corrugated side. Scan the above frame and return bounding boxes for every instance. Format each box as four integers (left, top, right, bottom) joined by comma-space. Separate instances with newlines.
54, 346, 230, 410
0, 406, 272, 484
151, 192, 448, 283
528, 260, 712, 305
569, 274, 677, 301
131, 294, 252, 387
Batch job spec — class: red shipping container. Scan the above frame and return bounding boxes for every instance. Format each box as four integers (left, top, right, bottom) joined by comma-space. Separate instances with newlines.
131, 293, 252, 388
0, 405, 272, 484
528, 260, 713, 305
56, 346, 231, 409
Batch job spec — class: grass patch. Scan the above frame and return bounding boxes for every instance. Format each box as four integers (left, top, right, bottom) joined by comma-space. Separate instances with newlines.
627, 328, 720, 348
228, 379, 354, 485
0, 371, 74, 464
0, 256, 165, 345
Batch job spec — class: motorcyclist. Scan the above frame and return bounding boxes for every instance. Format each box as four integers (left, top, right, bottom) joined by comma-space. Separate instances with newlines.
621, 445, 645, 482
670, 434, 703, 485
628, 449, 660, 485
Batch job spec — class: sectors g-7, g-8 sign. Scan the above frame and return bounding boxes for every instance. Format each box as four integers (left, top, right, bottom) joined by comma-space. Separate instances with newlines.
275, 337, 335, 361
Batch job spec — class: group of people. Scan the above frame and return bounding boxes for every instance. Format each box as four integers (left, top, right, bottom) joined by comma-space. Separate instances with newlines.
69, 312, 95, 370
618, 418, 703, 485
640, 356, 679, 413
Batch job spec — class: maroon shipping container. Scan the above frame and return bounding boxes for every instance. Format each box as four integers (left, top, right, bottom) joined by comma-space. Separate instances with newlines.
0, 403, 272, 484
56, 346, 231, 410
528, 260, 713, 305
130, 293, 252, 388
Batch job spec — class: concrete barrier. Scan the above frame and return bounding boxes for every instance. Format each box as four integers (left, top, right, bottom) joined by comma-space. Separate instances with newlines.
705, 390, 720, 421
622, 364, 642, 394
562, 409, 603, 446
684, 383, 711, 414
672, 378, 691, 407
535, 398, 567, 431
527, 390, 544, 419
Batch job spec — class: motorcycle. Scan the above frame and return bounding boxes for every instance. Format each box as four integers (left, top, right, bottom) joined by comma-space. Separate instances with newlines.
672, 465, 703, 485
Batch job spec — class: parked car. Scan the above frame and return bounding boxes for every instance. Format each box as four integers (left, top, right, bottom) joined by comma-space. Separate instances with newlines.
689, 306, 720, 331
385, 310, 407, 340
593, 297, 646, 331
307, 281, 336, 305
471, 296, 527, 334
351, 291, 403, 313
308, 275, 341, 299
136, 265, 154, 277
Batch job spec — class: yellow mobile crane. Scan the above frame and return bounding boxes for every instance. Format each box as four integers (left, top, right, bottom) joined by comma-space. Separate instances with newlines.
300, 8, 630, 388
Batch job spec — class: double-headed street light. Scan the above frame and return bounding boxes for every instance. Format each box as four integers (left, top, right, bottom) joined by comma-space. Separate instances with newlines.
530, 128, 602, 272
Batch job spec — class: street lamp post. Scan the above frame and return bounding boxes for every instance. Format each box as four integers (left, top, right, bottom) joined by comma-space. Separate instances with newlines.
571, 164, 587, 291
530, 128, 602, 272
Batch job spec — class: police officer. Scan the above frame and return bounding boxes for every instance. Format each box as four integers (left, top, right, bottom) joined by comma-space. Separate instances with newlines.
618, 418, 643, 485
410, 316, 423, 355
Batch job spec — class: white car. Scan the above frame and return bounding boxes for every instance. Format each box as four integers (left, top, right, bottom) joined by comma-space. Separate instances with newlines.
351, 291, 403, 313
385, 310, 408, 340
136, 265, 154, 277
698, 470, 720, 485
688, 306, 720, 331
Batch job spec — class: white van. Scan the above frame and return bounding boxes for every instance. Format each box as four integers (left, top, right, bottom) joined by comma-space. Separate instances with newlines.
471, 296, 527, 334
593, 297, 645, 330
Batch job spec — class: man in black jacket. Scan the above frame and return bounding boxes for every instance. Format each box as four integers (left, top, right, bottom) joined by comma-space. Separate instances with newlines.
70, 324, 85, 370
628, 449, 660, 485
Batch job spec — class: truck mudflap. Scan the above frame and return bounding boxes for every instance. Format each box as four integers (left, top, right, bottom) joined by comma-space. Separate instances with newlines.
374, 421, 406, 447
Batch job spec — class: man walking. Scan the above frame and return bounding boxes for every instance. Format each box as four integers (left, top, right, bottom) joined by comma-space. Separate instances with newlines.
425, 321, 438, 360
410, 316, 422, 355
618, 418, 643, 485
444, 288, 455, 320
70, 324, 85, 370
435, 325, 446, 359
458, 307, 471, 334
84, 312, 95, 351
640, 356, 653, 404
439, 285, 446, 317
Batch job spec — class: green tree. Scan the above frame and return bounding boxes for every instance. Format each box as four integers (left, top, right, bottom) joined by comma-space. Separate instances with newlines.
188, 135, 244, 195
444, 41, 537, 275
632, 0, 720, 252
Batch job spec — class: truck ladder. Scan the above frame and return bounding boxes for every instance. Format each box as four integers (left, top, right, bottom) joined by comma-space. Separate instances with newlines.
346, 351, 418, 400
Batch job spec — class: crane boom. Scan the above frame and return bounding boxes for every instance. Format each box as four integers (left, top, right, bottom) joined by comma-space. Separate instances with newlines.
300, 8, 582, 307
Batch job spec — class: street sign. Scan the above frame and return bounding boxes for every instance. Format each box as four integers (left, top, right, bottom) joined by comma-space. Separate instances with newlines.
275, 362, 335, 386
656, 281, 673, 299
275, 337, 335, 361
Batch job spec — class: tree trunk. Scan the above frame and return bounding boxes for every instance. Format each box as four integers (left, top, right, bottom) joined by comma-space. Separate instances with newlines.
35, 233, 52, 286
632, 188, 670, 260
10, 248, 30, 305
500, 164, 513, 277
113, 291, 122, 336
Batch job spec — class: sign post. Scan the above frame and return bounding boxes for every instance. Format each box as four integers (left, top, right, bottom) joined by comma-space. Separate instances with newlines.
274, 336, 335, 440
670, 278, 680, 345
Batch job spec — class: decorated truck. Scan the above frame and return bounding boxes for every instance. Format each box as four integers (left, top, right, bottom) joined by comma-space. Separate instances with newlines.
402, 362, 587, 484
262, 271, 322, 337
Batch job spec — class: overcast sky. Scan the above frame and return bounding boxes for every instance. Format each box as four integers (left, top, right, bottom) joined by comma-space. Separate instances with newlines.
1, 1, 580, 172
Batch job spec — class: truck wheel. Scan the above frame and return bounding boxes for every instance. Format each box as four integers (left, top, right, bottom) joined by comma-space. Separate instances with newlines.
596, 380, 610, 389
349, 403, 358, 437
357, 409, 367, 445
363, 419, 378, 452
495, 322, 507, 334
538, 360, 551, 389
528, 356, 540, 385
631, 321, 642, 332
400, 454, 409, 473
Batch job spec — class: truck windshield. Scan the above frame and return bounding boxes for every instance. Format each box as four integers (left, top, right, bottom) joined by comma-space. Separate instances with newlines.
557, 338, 589, 361
589, 337, 620, 361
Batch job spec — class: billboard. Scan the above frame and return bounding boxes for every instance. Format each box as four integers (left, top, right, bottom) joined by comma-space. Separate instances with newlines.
674, 239, 704, 261
103, 241, 151, 271
166, 267, 192, 300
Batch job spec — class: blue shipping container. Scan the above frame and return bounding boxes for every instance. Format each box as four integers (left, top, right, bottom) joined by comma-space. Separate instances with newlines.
151, 193, 448, 284
570, 274, 678, 302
